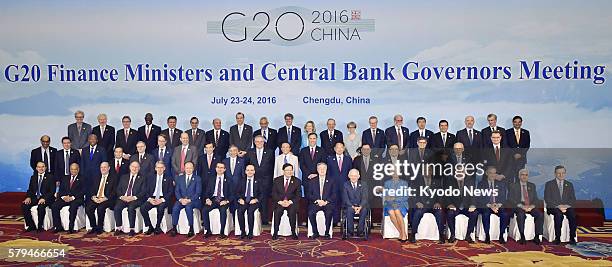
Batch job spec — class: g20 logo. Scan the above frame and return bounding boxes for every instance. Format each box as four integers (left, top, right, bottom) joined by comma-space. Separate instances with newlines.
222, 11, 304, 42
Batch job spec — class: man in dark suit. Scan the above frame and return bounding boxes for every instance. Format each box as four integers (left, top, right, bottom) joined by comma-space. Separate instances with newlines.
223, 145, 245, 214
116, 115, 138, 158
327, 142, 353, 224
55, 137, 80, 183
138, 113, 162, 154
51, 163, 84, 234
505, 115, 531, 179
253, 116, 278, 151
229, 112, 253, 157
30, 135, 57, 176
409, 166, 445, 243
153, 134, 173, 178
450, 142, 473, 165
408, 137, 434, 164
299, 133, 325, 196
509, 168, 543, 245
277, 113, 302, 155
110, 147, 129, 178
202, 162, 233, 238
477, 166, 510, 244
92, 113, 115, 160
352, 144, 381, 207
161, 115, 182, 148
81, 134, 108, 195
482, 131, 513, 181
342, 169, 369, 238
320, 118, 344, 156
22, 162, 55, 232
409, 117, 434, 149
456, 115, 483, 162
85, 162, 117, 235
431, 120, 456, 152
271, 163, 301, 240
67, 110, 91, 151
114, 161, 146, 236
187, 116, 206, 156
130, 141, 155, 179
173, 133, 199, 177
307, 163, 335, 239
140, 161, 174, 235
385, 114, 410, 155
246, 135, 275, 225
362, 116, 386, 157
205, 118, 230, 158
445, 171, 478, 243
482, 113, 506, 148
197, 143, 221, 184
544, 165, 577, 245
169, 161, 202, 237
235, 164, 263, 239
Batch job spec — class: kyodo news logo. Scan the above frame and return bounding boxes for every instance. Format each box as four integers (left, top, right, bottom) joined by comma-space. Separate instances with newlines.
207, 6, 375, 46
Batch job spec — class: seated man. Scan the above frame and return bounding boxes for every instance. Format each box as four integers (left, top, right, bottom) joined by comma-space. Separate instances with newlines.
235, 164, 263, 239
409, 166, 445, 244
342, 169, 369, 238
51, 163, 84, 234
307, 162, 335, 239
271, 163, 301, 240
445, 169, 478, 243
544, 165, 577, 245
202, 162, 233, 238
85, 162, 117, 235
169, 162, 202, 237
477, 166, 510, 244
509, 168, 543, 245
113, 161, 146, 236
140, 161, 174, 235
22, 162, 55, 232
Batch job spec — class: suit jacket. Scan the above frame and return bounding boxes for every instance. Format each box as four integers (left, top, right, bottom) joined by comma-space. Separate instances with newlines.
203, 175, 234, 201
54, 149, 81, 179
130, 153, 155, 178
58, 174, 85, 201
137, 124, 162, 153
116, 173, 146, 201
206, 129, 230, 157
482, 145, 513, 178
352, 154, 379, 185
361, 128, 386, 149
385, 126, 410, 150
26, 173, 55, 202
277, 125, 302, 155
508, 181, 539, 208
342, 180, 369, 208
161, 128, 183, 148
223, 156, 246, 186
505, 128, 530, 158
30, 146, 57, 175
172, 145, 199, 176
307, 176, 335, 205
298, 146, 325, 179
246, 148, 275, 182
68, 122, 92, 150
477, 179, 508, 207
274, 154, 299, 178
449, 152, 474, 165
144, 174, 174, 201
456, 128, 483, 149
92, 124, 116, 159
253, 128, 278, 151
444, 176, 476, 209
115, 128, 138, 156
326, 154, 352, 183
544, 179, 576, 208
235, 177, 263, 202
409, 129, 434, 148
229, 124, 253, 152
320, 129, 344, 156
271, 175, 301, 204
109, 158, 129, 178
482, 126, 507, 148
81, 145, 107, 181
408, 148, 434, 164
197, 153, 222, 183
430, 132, 457, 150
411, 175, 443, 208
153, 146, 173, 178
89, 173, 118, 201
186, 128, 206, 155
174, 174, 202, 201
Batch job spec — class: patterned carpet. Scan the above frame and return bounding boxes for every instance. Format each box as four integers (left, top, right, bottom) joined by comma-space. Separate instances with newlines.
0, 217, 611, 266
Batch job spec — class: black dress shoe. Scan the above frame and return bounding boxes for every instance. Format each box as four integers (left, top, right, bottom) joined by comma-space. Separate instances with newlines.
438, 238, 445, 244
53, 227, 64, 233
272, 234, 279, 240
154, 227, 163, 235
533, 237, 541, 245
247, 234, 254, 239
114, 230, 124, 236
187, 230, 195, 237
569, 238, 577, 245
310, 233, 320, 239
519, 238, 526, 245
448, 236, 456, 243
144, 228, 154, 235
96, 228, 104, 235
68, 229, 76, 234
87, 229, 97, 235
292, 234, 299, 240
409, 234, 416, 243
220, 234, 228, 239
203, 232, 212, 238
36, 228, 43, 233
169, 228, 177, 237
324, 234, 332, 240
553, 239, 561, 245
240, 234, 247, 239
484, 236, 491, 244
465, 235, 475, 244
128, 230, 136, 237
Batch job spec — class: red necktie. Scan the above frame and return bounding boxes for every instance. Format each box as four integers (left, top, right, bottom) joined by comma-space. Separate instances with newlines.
69, 176, 75, 189
495, 146, 500, 162
115, 160, 120, 173
180, 147, 187, 173
523, 184, 530, 207
284, 178, 289, 200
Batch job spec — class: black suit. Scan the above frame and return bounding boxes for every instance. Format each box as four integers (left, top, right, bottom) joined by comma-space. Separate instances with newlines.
298, 146, 325, 194
21, 173, 55, 229
235, 177, 263, 235
30, 146, 57, 175
140, 174, 174, 229
114, 173, 146, 229
410, 175, 445, 237
138, 124, 162, 154
205, 129, 230, 157
93, 125, 116, 160
385, 126, 410, 151
482, 126, 506, 148
544, 179, 577, 241
506, 128, 531, 179
271, 176, 301, 236
116, 128, 138, 156
85, 173, 118, 231
444, 176, 478, 238
51, 174, 85, 230
202, 175, 233, 233
229, 124, 253, 153
408, 148, 434, 164
430, 132, 457, 151
129, 153, 155, 179
109, 158, 129, 179
277, 125, 302, 155
253, 128, 278, 151
320, 129, 343, 156
456, 128, 483, 162
508, 181, 543, 238
352, 154, 381, 207
161, 128, 182, 148
54, 149, 81, 182
409, 129, 434, 148
482, 145, 513, 181
307, 176, 335, 236
186, 128, 206, 155
197, 153, 221, 186
246, 148, 275, 222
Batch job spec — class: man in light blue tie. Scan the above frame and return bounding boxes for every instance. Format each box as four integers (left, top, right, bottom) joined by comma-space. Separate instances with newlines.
141, 161, 174, 235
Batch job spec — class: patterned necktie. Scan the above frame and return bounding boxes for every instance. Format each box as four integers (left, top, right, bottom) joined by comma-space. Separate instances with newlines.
522, 184, 530, 206
397, 128, 402, 150
180, 147, 187, 173
126, 176, 135, 196
159, 148, 164, 160
215, 177, 223, 201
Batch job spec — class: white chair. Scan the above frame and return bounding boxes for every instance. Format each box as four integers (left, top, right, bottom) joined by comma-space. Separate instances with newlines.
177, 208, 202, 234
383, 214, 408, 239
415, 213, 440, 241
234, 209, 262, 237
509, 213, 542, 241
27, 206, 53, 230
143, 208, 172, 233
447, 214, 476, 240
203, 208, 234, 235
271, 210, 298, 236
476, 214, 507, 241
543, 212, 576, 242
85, 208, 116, 232
307, 211, 333, 238
119, 207, 144, 233
59, 206, 86, 231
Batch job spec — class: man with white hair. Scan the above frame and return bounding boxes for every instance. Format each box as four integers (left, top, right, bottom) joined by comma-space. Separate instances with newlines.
509, 168, 543, 245
342, 169, 369, 238
385, 114, 409, 155
456, 115, 482, 162
92, 113, 115, 160
68, 110, 92, 151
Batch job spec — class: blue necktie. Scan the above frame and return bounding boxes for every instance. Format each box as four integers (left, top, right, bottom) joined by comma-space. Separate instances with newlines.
245, 179, 252, 203
90, 147, 94, 160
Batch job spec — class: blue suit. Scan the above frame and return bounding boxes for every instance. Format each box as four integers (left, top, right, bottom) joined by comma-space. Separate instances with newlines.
477, 179, 510, 239
80, 145, 107, 195
361, 128, 386, 156
327, 154, 352, 223
408, 129, 434, 148
223, 156, 245, 213
171, 174, 202, 228
307, 176, 335, 236
153, 147, 173, 178
342, 180, 369, 235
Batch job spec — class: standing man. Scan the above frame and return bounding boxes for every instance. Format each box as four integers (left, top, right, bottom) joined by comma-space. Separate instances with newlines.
206, 118, 230, 158
51, 163, 84, 234
299, 133, 325, 196
172, 133, 198, 177
246, 136, 275, 225
307, 163, 335, 239
130, 141, 155, 179
431, 120, 456, 152
67, 110, 91, 152
385, 114, 410, 155
509, 168, 543, 245
140, 161, 174, 235
114, 161, 146, 236
85, 162, 117, 235
229, 112, 253, 157
483, 131, 512, 181
92, 113, 115, 160
544, 165, 577, 245
409, 117, 434, 149
202, 162, 233, 238
273, 143, 299, 178
22, 162, 55, 232
235, 164, 262, 239
277, 113, 302, 156
320, 118, 343, 156
115, 115, 138, 159
153, 135, 173, 178
81, 134, 108, 194
54, 137, 80, 184
161, 116, 182, 149
271, 163, 301, 240
361, 116, 386, 157
456, 115, 482, 163
197, 142, 220, 184
138, 113, 161, 154
327, 142, 352, 224
342, 169, 369, 238
506, 115, 530, 179
187, 117, 206, 156
169, 162, 202, 237
482, 114, 506, 148
253, 116, 278, 151
30, 135, 57, 176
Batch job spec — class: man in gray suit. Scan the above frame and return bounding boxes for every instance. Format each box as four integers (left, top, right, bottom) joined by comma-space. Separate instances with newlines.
172, 132, 198, 177
67, 110, 92, 152
187, 117, 206, 156
229, 112, 253, 157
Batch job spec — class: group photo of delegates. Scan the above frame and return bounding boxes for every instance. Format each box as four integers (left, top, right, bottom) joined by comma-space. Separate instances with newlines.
22, 110, 578, 245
